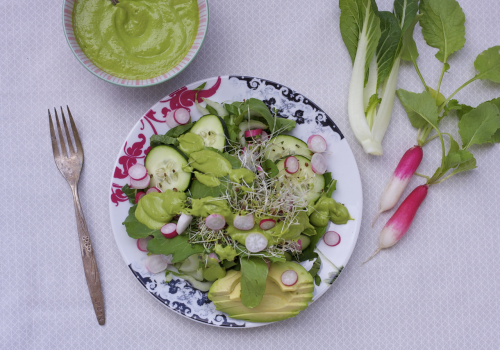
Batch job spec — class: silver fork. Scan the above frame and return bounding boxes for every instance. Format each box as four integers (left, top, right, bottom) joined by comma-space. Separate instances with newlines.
48, 107, 105, 325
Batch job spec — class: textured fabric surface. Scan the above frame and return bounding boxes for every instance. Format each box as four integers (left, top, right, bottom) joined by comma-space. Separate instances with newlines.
1, 0, 500, 349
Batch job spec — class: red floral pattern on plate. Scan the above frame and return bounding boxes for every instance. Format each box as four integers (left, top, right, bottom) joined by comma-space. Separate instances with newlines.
110, 183, 129, 206
110, 77, 222, 206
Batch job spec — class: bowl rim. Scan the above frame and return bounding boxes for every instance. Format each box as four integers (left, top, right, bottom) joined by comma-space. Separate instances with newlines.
62, 0, 209, 87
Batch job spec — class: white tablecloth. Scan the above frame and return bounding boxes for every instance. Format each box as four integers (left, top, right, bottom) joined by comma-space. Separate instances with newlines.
1, 0, 500, 349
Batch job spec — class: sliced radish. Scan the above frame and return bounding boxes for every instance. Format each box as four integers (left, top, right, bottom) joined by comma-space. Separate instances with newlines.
146, 187, 161, 194
284, 156, 299, 174
134, 191, 146, 204
307, 135, 327, 153
161, 223, 178, 239
261, 130, 269, 141
145, 254, 172, 274
323, 231, 341, 246
245, 233, 268, 252
166, 110, 180, 129
281, 270, 298, 286
311, 153, 327, 175
137, 236, 153, 252
205, 214, 226, 231
128, 164, 148, 181
208, 253, 220, 262
173, 108, 191, 125
131, 176, 150, 189
177, 213, 193, 234
244, 129, 263, 138
259, 219, 276, 230
233, 213, 255, 231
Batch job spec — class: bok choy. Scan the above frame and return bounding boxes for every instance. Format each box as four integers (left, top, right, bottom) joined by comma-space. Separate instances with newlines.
339, 0, 419, 155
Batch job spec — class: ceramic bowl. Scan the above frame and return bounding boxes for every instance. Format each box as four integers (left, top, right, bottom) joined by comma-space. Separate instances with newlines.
62, 0, 209, 87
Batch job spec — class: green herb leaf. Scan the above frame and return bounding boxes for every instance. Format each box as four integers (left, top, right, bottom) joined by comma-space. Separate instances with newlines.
206, 104, 218, 116
165, 122, 194, 137
193, 82, 207, 91
428, 135, 477, 183
150, 134, 179, 148
308, 253, 322, 286
274, 117, 297, 133
400, 14, 422, 62
449, 156, 477, 176
122, 205, 160, 239
189, 177, 230, 199
262, 159, 279, 177
473, 46, 500, 83
221, 152, 241, 169
339, 0, 381, 80
393, 0, 419, 33
323, 172, 337, 198
240, 257, 269, 308
448, 99, 473, 120
121, 184, 136, 204
459, 102, 500, 149
299, 225, 328, 262
396, 89, 439, 129
376, 11, 402, 88
419, 0, 465, 64
147, 235, 204, 263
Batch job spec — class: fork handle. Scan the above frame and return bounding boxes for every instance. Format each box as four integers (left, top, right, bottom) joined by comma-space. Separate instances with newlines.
71, 185, 106, 325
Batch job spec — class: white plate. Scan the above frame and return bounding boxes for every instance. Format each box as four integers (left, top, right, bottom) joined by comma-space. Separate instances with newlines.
108, 76, 363, 328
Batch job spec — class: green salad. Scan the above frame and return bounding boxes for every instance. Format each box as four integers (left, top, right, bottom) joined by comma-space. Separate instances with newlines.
122, 95, 352, 322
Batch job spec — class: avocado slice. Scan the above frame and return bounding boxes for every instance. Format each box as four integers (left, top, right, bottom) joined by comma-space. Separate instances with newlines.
208, 262, 314, 323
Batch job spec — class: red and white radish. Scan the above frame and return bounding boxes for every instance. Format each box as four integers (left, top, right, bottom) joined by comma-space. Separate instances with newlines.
207, 253, 220, 262
173, 108, 191, 125
363, 184, 428, 265
161, 223, 178, 239
245, 233, 268, 252
259, 219, 276, 230
145, 254, 172, 274
177, 213, 193, 234
244, 129, 263, 138
311, 153, 327, 174
137, 236, 153, 252
261, 130, 269, 141
233, 213, 255, 231
146, 187, 161, 194
134, 191, 146, 204
128, 163, 148, 181
205, 214, 226, 231
284, 156, 299, 174
166, 110, 180, 129
130, 175, 150, 189
323, 231, 341, 247
281, 270, 298, 286
373, 146, 423, 226
307, 135, 327, 153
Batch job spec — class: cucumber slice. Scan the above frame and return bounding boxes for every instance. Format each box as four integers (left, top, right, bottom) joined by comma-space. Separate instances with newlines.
145, 145, 191, 192
190, 114, 229, 151
276, 155, 325, 204
264, 135, 313, 161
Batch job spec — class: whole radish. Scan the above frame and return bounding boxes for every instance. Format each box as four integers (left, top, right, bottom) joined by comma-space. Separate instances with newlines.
373, 146, 423, 226
363, 184, 428, 265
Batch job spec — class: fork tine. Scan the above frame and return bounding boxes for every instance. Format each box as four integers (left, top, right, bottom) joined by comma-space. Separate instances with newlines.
54, 108, 68, 157
60, 107, 75, 156
66, 106, 83, 155
48, 109, 60, 158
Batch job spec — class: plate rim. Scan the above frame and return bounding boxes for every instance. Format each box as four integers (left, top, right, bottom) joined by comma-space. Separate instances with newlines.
108, 75, 363, 328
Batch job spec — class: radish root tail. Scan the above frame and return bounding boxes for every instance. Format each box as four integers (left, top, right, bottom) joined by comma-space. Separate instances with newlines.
361, 248, 381, 266
371, 212, 381, 227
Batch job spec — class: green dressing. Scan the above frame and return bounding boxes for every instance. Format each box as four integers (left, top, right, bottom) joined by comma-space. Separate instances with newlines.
72, 0, 199, 80
309, 196, 352, 226
135, 190, 186, 229
178, 133, 205, 155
